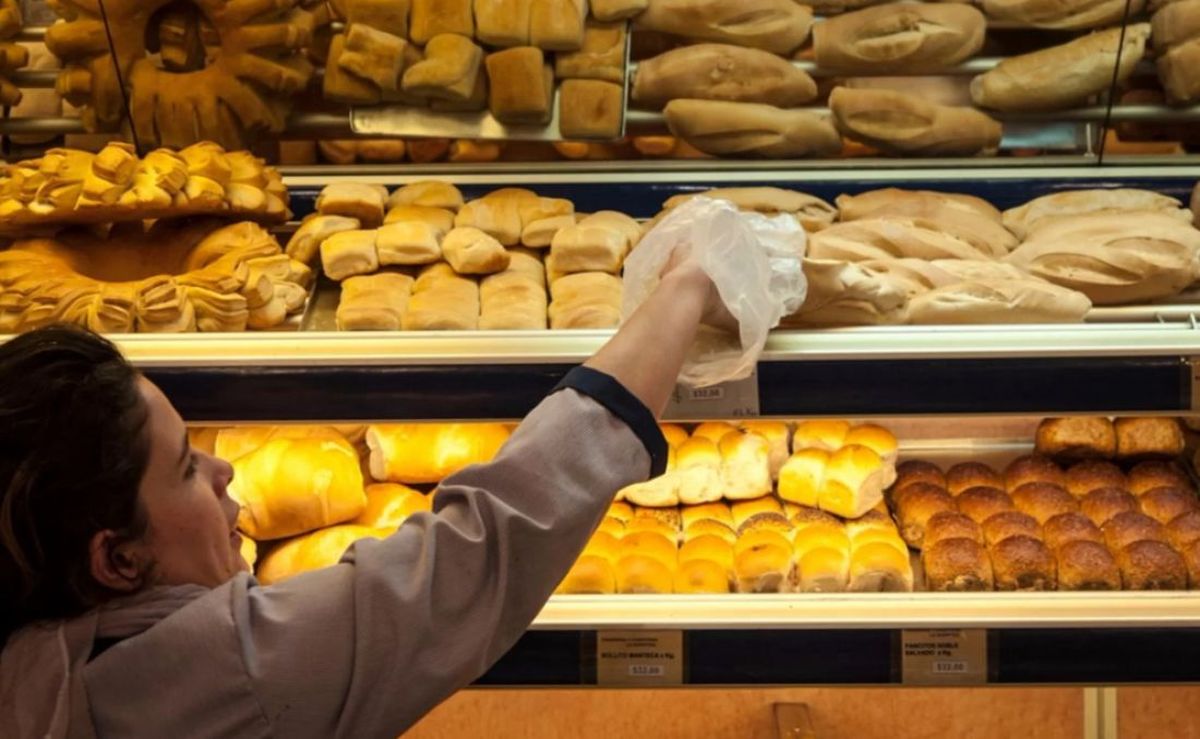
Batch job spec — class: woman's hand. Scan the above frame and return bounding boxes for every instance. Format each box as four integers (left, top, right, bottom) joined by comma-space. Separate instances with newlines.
660, 259, 738, 334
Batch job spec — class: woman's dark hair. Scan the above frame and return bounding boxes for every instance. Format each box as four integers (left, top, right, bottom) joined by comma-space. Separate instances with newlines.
0, 325, 152, 645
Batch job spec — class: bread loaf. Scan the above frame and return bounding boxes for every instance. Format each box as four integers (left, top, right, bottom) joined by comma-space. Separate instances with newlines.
1004, 212, 1200, 305
908, 279, 1092, 324
970, 25, 1150, 111
1114, 417, 1186, 461
1003, 188, 1192, 239
486, 47, 554, 124
366, 422, 510, 483
410, 0, 474, 44
317, 183, 387, 227
548, 271, 622, 328
475, 0, 533, 47
635, 0, 813, 54
983, 0, 1142, 29
339, 24, 409, 92
402, 262, 481, 330
633, 44, 817, 110
530, 0, 587, 50
388, 181, 465, 212
555, 21, 627, 84
1036, 417, 1117, 461
786, 258, 909, 326
336, 272, 414, 330
559, 79, 624, 139
401, 34, 484, 102
664, 99, 842, 158
479, 250, 548, 329
809, 219, 998, 262
815, 4, 986, 73
829, 87, 1002, 157
661, 187, 837, 232
286, 214, 362, 265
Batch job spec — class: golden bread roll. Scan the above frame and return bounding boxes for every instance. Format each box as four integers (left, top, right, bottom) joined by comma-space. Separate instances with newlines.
441, 226, 511, 275
616, 555, 674, 593
792, 523, 851, 558
239, 535, 257, 570
584, 530, 622, 563
1114, 417, 1186, 461
737, 512, 793, 539
1166, 511, 1200, 550
946, 462, 1002, 495
894, 483, 955, 549
733, 530, 794, 592
719, 431, 774, 501
596, 516, 626, 538
317, 183, 387, 227
1102, 511, 1168, 551
286, 214, 362, 266
1004, 454, 1066, 492
789, 507, 843, 533
632, 506, 682, 530
607, 501, 635, 522
1002, 188, 1192, 241
619, 530, 678, 568
674, 558, 732, 593
663, 99, 842, 159
1080, 487, 1138, 525
320, 229, 380, 282
257, 525, 388, 585
475, 0, 533, 47
990, 535, 1056, 591
660, 423, 690, 449
230, 436, 366, 541
679, 533, 734, 571
383, 202, 456, 231
819, 444, 886, 519
829, 86, 1002, 157
683, 519, 737, 544
778, 448, 830, 509
730, 496, 784, 529
849, 526, 907, 556
795, 546, 850, 592
634, 0, 814, 55
365, 423, 510, 483
214, 426, 348, 464
844, 424, 898, 464
555, 20, 626, 83
353, 483, 432, 530
339, 24, 410, 93
1065, 460, 1127, 498
1138, 487, 1200, 524
739, 421, 791, 479
559, 80, 625, 140
680, 501, 732, 528
632, 43, 817, 109
924, 511, 984, 547
1041, 512, 1105, 551
814, 4, 985, 74
387, 181, 465, 212
1035, 417, 1117, 461
1158, 37, 1200, 105
625, 516, 679, 542
674, 436, 725, 506
848, 541, 914, 592
923, 538, 994, 591
981, 510, 1042, 547
403, 263, 481, 330
692, 421, 738, 443
530, 0, 587, 50
955, 486, 1016, 524
1011, 482, 1080, 524
1056, 540, 1121, 591
557, 554, 617, 594
893, 460, 946, 493
1118, 540, 1188, 590
1128, 461, 1193, 495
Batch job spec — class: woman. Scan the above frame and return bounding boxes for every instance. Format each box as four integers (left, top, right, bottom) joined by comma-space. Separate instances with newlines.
0, 261, 735, 737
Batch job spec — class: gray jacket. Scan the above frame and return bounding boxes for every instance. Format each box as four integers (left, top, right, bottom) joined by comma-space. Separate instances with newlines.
0, 373, 664, 738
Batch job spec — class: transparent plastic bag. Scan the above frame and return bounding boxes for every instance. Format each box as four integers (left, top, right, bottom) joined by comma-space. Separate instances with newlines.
622, 197, 808, 387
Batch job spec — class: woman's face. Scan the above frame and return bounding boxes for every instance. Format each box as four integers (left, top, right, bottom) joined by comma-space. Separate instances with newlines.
133, 377, 247, 587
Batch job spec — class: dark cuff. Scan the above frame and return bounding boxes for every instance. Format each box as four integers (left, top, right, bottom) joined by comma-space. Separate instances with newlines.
554, 366, 668, 478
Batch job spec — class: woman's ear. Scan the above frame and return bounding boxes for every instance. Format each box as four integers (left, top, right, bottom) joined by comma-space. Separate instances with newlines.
88, 530, 148, 592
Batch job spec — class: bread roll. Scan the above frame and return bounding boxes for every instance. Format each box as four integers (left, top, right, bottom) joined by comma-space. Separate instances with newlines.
982, 510, 1042, 546
736, 422, 790, 480
634, 0, 814, 55
353, 482, 432, 530
946, 462, 1003, 495
1139, 487, 1200, 524
789, 507, 843, 533
1066, 460, 1127, 498
684, 519, 737, 544
792, 420, 851, 452
1011, 482, 1080, 524
556, 21, 626, 83
410, 0, 474, 44
325, 34, 383, 104
559, 79, 624, 140
373, 223, 441, 267
383, 205, 456, 234
738, 512, 793, 538
1118, 540, 1188, 590
844, 424, 898, 466
474, 0, 533, 47
320, 230, 380, 282
829, 87, 1001, 157
1102, 510, 1168, 551
366, 422, 509, 483
796, 546, 850, 592
1114, 417, 1186, 461
339, 24, 410, 92
991, 535, 1056, 590
626, 515, 680, 540
734, 530, 794, 592
1056, 540, 1121, 590
1167, 511, 1200, 550
402, 34, 483, 102
672, 436, 725, 506
440, 226, 511, 275
893, 460, 947, 493
924, 511, 984, 548
984, 0, 1142, 28
486, 47, 554, 124
317, 183, 387, 228
479, 251, 548, 330
230, 436, 366, 540
674, 558, 732, 593
592, 0, 648, 20
1128, 461, 1193, 495
731, 496, 785, 529
1005, 455, 1066, 492
455, 188, 536, 246
848, 541, 914, 592
680, 532, 735, 570
895, 484, 956, 549
548, 271, 622, 328
719, 431, 773, 501
970, 25, 1150, 112
557, 554, 617, 594
663, 99, 842, 159
924, 537, 994, 591
548, 211, 637, 276
809, 218, 996, 263
606, 501, 634, 523
1003, 189, 1192, 241
814, 4, 986, 73
819, 444, 886, 519
596, 516, 626, 537
616, 554, 675, 593
530, 0, 586, 50
286, 215, 362, 266
633, 44, 817, 110
388, 181, 465, 212
1005, 212, 1200, 305
1036, 417, 1117, 462
956, 486, 1016, 524
779, 449, 829, 508
336, 272, 414, 331
1158, 39, 1200, 104
680, 500, 733, 528
256, 525, 388, 585
403, 263, 480, 330
1041, 512, 1104, 551
1081, 487, 1139, 526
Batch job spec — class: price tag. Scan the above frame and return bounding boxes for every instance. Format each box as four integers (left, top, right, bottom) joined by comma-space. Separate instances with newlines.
900, 629, 988, 685
596, 630, 684, 686
664, 369, 760, 421
1190, 358, 1200, 412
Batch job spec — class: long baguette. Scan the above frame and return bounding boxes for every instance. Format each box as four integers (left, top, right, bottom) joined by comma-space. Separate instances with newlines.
664, 99, 842, 158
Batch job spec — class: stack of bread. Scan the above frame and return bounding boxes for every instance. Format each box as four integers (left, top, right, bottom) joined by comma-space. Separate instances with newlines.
45, 0, 318, 148
894, 416, 1200, 590
0, 0, 24, 107
294, 181, 639, 330
0, 142, 289, 232
1153, 0, 1200, 104
325, 0, 629, 139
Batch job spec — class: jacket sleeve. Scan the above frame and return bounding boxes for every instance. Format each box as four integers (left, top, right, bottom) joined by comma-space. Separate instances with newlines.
231, 369, 667, 737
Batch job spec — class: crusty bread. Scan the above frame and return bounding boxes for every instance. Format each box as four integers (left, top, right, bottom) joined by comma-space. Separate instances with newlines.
337, 272, 414, 331
970, 25, 1150, 111
633, 44, 817, 109
663, 99, 842, 158
984, 0, 1143, 29
530, 0, 587, 51
814, 4, 986, 73
785, 258, 910, 326
555, 21, 627, 84
559, 79, 624, 139
1002, 188, 1191, 239
339, 24, 409, 92
1152, 0, 1200, 48
829, 86, 1002, 157
809, 218, 998, 262
486, 47, 555, 124
661, 187, 837, 231
592, 0, 648, 20
907, 279, 1092, 324
634, 0, 814, 55
401, 33, 483, 102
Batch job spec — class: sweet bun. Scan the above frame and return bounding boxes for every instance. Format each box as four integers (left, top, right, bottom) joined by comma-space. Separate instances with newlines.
679, 534, 734, 570
616, 555, 675, 593
1102, 511, 1168, 551
737, 512, 793, 538
1041, 512, 1104, 551
558, 555, 617, 594
946, 462, 1002, 495
596, 516, 626, 537
990, 535, 1057, 591
683, 519, 737, 544
1080, 487, 1138, 525
844, 509, 896, 535
848, 541, 914, 592
1056, 541, 1121, 591
1004, 454, 1065, 492
624, 516, 679, 541
619, 531, 678, 569
634, 507, 683, 531
1036, 417, 1117, 461
793, 524, 851, 560
607, 501, 635, 522
923, 537, 993, 591
680, 501, 733, 528
893, 460, 946, 493
1118, 540, 1188, 590
796, 546, 850, 592
894, 483, 956, 548
955, 486, 1016, 523
1128, 461, 1193, 495
1138, 487, 1200, 524
1166, 511, 1200, 550
734, 531, 794, 593
1011, 482, 1080, 524
792, 420, 851, 452
583, 531, 621, 563
660, 423, 690, 449
730, 496, 784, 529
789, 506, 843, 533
820, 444, 887, 519
844, 423, 898, 464
1114, 417, 1186, 461
674, 558, 732, 593
1065, 460, 1127, 498
924, 511, 984, 547
981, 511, 1042, 546
778, 448, 830, 507
692, 421, 738, 443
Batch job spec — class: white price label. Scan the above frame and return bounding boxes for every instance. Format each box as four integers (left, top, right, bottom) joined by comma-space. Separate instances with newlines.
901, 629, 988, 685
664, 369, 761, 420
596, 630, 684, 686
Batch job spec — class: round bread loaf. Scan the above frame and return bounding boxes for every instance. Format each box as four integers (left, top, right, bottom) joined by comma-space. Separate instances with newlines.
1004, 454, 1066, 492
1011, 482, 1080, 524
924, 511, 984, 546
1138, 487, 1200, 524
893, 459, 947, 493
947, 462, 1003, 494
981, 511, 1042, 546
1128, 460, 1193, 495
1056, 540, 1121, 591
1080, 487, 1139, 526
1166, 510, 1200, 550
956, 486, 1016, 523
895, 483, 956, 548
1066, 460, 1128, 497
991, 535, 1057, 591
923, 537, 994, 591
1117, 540, 1188, 590
1102, 511, 1168, 551
1042, 512, 1105, 551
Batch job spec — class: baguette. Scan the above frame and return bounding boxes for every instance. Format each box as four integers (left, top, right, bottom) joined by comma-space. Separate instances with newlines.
633, 44, 817, 109
634, 0, 814, 55
984, 0, 1143, 29
661, 187, 836, 231
814, 4, 986, 74
809, 219, 998, 262
785, 258, 910, 327
835, 188, 1016, 256
1003, 188, 1191, 239
970, 25, 1150, 111
908, 279, 1092, 324
664, 99, 842, 158
829, 87, 1001, 157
